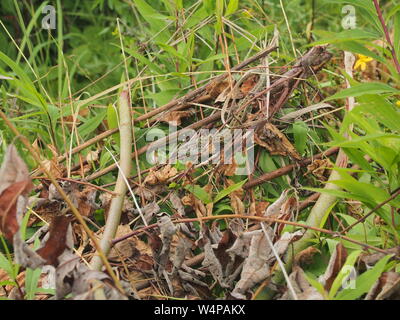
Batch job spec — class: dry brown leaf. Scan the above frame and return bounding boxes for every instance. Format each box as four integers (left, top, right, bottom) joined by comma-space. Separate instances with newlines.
366, 272, 400, 300
304, 158, 333, 181
255, 123, 301, 160
36, 215, 72, 266
264, 190, 289, 217
270, 230, 303, 260
319, 242, 348, 291
202, 236, 229, 288
205, 79, 230, 99
240, 74, 259, 95
253, 201, 268, 216
108, 224, 136, 260
294, 246, 321, 267
0, 146, 33, 242
230, 194, 245, 215
360, 247, 399, 267
280, 266, 324, 300
161, 109, 195, 126
156, 213, 177, 274
144, 165, 178, 185
170, 192, 185, 216
231, 228, 273, 299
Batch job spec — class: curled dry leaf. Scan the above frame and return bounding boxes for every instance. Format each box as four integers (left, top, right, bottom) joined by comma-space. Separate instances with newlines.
270, 230, 304, 260
143, 165, 178, 185
255, 123, 301, 160
132, 201, 160, 224
170, 192, 185, 216
280, 266, 324, 300
304, 158, 333, 181
231, 227, 274, 299
360, 247, 399, 267
265, 189, 289, 217
239, 73, 259, 96
36, 215, 73, 266
108, 224, 136, 260
202, 235, 229, 288
365, 272, 400, 300
156, 213, 178, 274
294, 246, 321, 267
318, 242, 348, 291
205, 79, 230, 99
0, 145, 33, 242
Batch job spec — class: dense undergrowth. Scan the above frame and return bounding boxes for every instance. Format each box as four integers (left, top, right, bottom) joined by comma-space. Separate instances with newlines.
0, 0, 399, 300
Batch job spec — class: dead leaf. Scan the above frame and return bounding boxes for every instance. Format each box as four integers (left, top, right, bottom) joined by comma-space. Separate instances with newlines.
319, 243, 348, 291
304, 158, 332, 181
202, 235, 229, 288
170, 192, 185, 216
156, 213, 177, 275
161, 109, 195, 126
294, 246, 321, 267
280, 266, 324, 300
144, 165, 178, 185
0, 146, 33, 242
205, 79, 230, 99
255, 123, 301, 160
265, 190, 289, 217
231, 228, 273, 299
240, 74, 259, 95
36, 215, 72, 266
108, 224, 136, 260
366, 272, 400, 300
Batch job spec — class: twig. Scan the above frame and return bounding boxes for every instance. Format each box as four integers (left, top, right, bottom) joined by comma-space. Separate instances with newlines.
244, 147, 339, 189
342, 187, 400, 234
111, 214, 394, 257
373, 0, 400, 74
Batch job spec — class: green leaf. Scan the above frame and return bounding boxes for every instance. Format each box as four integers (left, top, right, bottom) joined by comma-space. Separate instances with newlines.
311, 29, 379, 46
293, 121, 308, 155
329, 250, 362, 299
335, 254, 393, 300
184, 184, 212, 204
225, 0, 238, 16
325, 83, 400, 101
0, 252, 15, 279
214, 179, 247, 203
78, 110, 106, 137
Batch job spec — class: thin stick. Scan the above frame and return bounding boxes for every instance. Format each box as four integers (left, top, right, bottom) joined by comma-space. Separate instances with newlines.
342, 187, 400, 234
111, 214, 395, 256
373, 0, 400, 74
261, 222, 298, 300
244, 147, 339, 189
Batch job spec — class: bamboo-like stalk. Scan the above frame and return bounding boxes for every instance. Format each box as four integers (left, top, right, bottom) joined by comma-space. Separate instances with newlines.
90, 90, 132, 271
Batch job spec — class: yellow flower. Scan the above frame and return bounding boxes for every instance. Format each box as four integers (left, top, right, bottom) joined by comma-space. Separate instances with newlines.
396, 100, 400, 108
354, 54, 373, 71
112, 26, 120, 37
242, 8, 254, 19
